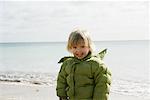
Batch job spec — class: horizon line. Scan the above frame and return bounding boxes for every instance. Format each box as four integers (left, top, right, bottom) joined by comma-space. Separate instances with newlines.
0, 39, 149, 44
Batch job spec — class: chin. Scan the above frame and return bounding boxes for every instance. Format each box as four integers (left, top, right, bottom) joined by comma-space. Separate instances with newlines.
77, 56, 84, 59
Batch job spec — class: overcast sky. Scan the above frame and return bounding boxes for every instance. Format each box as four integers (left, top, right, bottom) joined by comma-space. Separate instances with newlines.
0, 1, 149, 42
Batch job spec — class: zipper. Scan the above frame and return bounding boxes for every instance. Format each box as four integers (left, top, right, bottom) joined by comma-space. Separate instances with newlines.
72, 63, 77, 99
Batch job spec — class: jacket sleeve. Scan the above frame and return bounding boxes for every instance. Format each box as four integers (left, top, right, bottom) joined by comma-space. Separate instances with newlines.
92, 61, 112, 100
56, 62, 68, 97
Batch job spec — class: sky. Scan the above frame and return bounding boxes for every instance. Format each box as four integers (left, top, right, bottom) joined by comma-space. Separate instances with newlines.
0, 1, 149, 42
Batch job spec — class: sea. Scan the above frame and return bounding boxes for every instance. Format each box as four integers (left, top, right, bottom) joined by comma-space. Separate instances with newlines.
0, 40, 149, 99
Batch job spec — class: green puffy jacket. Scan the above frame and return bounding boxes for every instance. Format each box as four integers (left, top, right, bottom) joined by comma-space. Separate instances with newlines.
56, 49, 111, 100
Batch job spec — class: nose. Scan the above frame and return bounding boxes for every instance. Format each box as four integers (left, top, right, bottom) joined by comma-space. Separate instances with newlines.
73, 48, 80, 54
75, 48, 80, 52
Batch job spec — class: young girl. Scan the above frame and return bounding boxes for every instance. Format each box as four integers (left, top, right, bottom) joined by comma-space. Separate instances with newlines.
56, 28, 111, 100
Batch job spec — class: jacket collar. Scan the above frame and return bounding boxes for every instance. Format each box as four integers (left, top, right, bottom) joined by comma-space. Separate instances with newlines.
58, 52, 92, 63
58, 48, 107, 63
74, 51, 92, 61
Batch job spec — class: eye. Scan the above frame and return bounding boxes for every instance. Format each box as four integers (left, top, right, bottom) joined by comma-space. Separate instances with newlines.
72, 46, 77, 49
81, 46, 85, 48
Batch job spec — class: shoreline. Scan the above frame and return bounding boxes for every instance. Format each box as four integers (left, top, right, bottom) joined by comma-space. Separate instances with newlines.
0, 82, 149, 100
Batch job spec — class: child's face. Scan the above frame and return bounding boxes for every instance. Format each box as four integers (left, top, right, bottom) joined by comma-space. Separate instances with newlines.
71, 41, 90, 59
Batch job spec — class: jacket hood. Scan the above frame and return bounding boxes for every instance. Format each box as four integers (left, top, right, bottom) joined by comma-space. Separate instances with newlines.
96, 48, 107, 60
58, 48, 107, 63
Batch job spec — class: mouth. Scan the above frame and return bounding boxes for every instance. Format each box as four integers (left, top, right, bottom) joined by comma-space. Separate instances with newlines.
75, 53, 84, 58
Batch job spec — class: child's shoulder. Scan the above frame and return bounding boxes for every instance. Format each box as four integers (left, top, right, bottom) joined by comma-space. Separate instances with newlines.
88, 56, 104, 65
87, 49, 108, 69
89, 48, 107, 63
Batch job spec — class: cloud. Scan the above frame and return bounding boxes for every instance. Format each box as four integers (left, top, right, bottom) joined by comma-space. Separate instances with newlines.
0, 1, 149, 42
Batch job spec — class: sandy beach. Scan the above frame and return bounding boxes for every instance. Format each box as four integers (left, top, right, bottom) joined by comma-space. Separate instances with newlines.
0, 82, 148, 100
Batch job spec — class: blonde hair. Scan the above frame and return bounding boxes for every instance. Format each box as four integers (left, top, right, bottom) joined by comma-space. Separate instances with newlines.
67, 28, 94, 53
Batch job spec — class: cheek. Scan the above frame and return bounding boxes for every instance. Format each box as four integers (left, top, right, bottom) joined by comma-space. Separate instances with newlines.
70, 49, 74, 53
83, 48, 90, 53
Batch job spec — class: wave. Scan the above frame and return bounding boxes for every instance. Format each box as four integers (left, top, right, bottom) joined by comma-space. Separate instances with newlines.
0, 71, 57, 86
0, 71, 149, 99
111, 78, 150, 99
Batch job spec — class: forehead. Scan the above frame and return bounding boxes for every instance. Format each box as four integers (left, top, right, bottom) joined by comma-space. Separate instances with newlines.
71, 40, 88, 47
